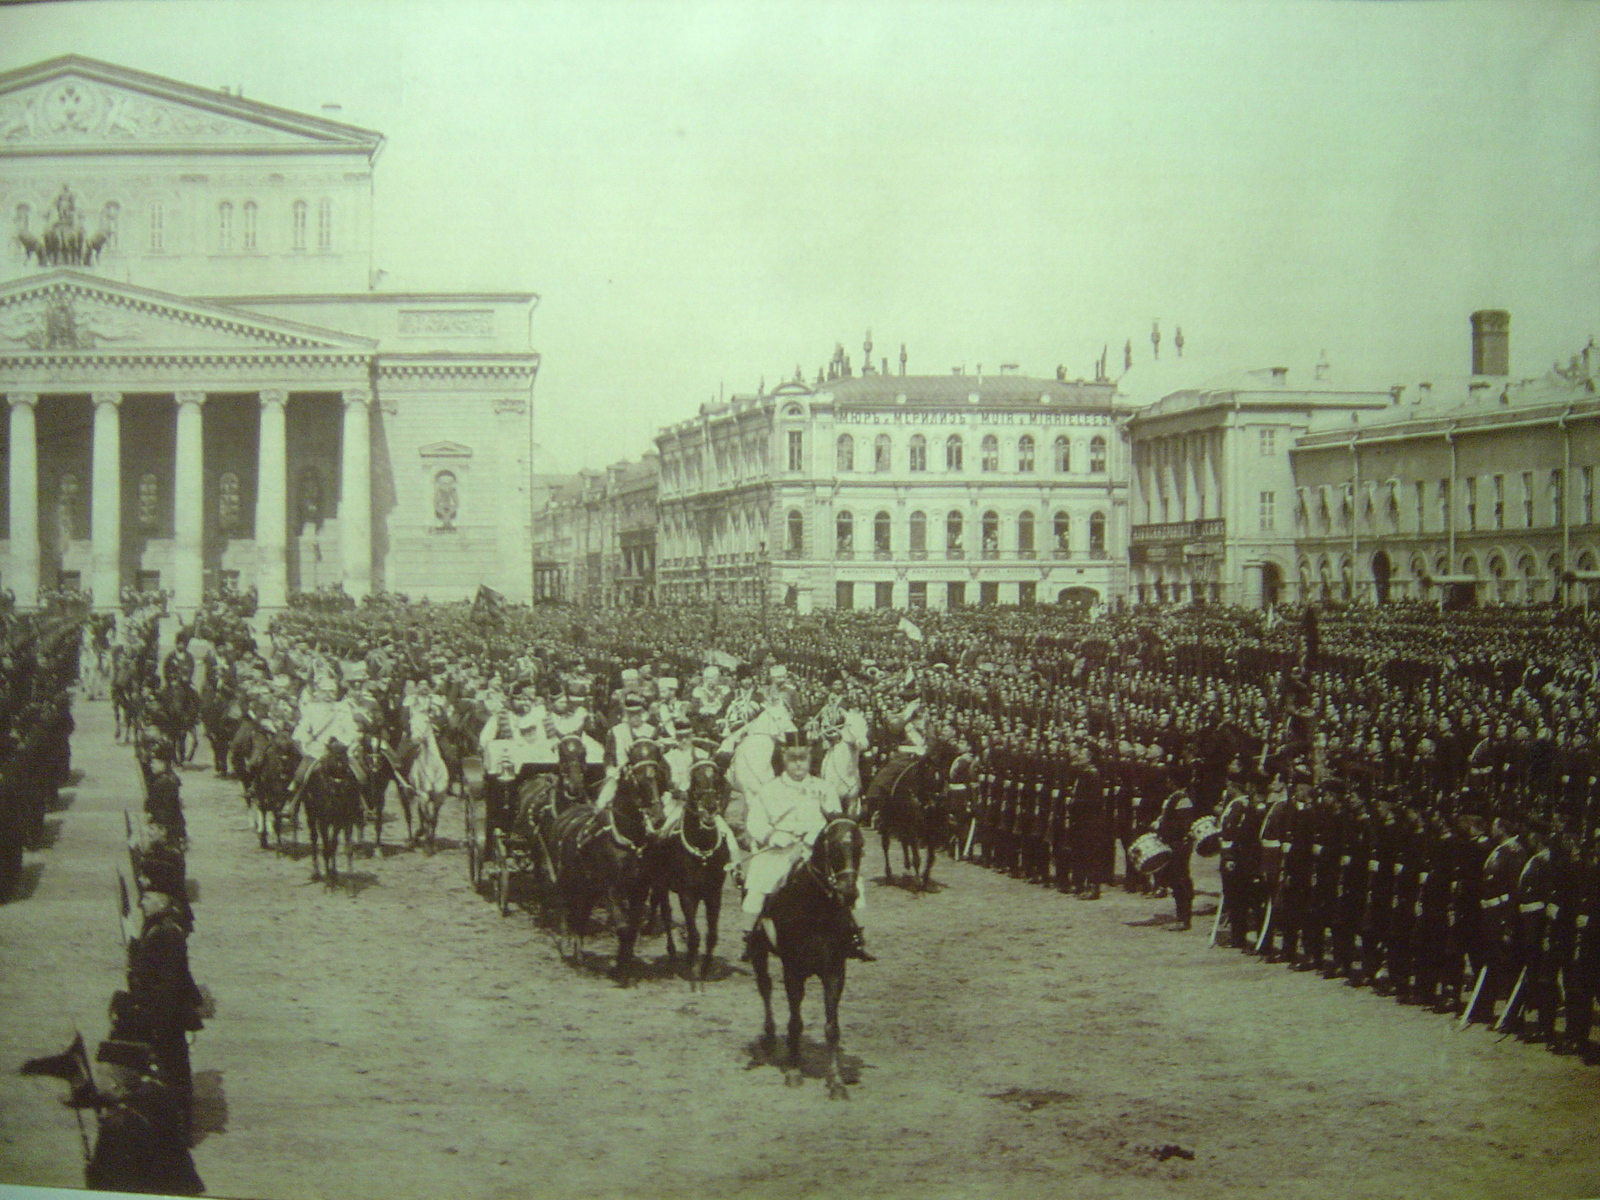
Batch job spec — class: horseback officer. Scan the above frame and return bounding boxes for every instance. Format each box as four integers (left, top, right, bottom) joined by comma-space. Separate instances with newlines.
739, 731, 875, 962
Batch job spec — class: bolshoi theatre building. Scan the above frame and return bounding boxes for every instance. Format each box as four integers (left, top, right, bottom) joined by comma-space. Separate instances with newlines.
0, 55, 540, 611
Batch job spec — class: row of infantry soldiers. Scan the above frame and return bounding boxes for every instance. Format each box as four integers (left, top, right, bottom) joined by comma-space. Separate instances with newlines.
0, 616, 79, 902
19, 625, 208, 1194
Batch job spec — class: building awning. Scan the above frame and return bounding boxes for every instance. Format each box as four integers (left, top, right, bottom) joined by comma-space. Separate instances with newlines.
1425, 574, 1481, 585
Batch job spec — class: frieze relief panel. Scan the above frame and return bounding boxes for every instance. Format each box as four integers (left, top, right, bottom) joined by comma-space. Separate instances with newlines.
0, 290, 338, 352
0, 78, 310, 147
397, 309, 494, 337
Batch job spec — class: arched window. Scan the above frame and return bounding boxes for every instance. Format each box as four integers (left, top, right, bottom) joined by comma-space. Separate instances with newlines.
1053, 511, 1070, 554
946, 435, 963, 471
242, 200, 257, 251
56, 473, 81, 552
1018, 510, 1035, 555
14, 202, 30, 238
908, 434, 927, 472
1089, 435, 1107, 473
1018, 435, 1035, 472
218, 471, 242, 533
1054, 435, 1072, 472
137, 473, 159, 530
981, 510, 1000, 558
1089, 510, 1107, 555
292, 199, 308, 251
218, 201, 233, 252
909, 510, 927, 556
946, 510, 964, 557
835, 510, 854, 556
317, 197, 333, 251
149, 202, 164, 252
433, 470, 459, 528
786, 509, 803, 554
836, 434, 854, 473
981, 434, 999, 472
874, 434, 891, 473
874, 510, 892, 556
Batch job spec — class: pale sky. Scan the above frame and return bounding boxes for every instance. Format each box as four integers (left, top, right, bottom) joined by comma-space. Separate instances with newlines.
4, 0, 1599, 472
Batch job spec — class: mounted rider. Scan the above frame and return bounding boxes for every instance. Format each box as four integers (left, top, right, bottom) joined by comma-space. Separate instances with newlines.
287, 673, 366, 805
739, 730, 874, 962
596, 694, 659, 811
858, 690, 929, 823
660, 715, 741, 857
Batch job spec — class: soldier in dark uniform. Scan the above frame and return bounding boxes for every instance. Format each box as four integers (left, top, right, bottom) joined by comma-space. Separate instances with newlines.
1411, 808, 1460, 1010
1302, 782, 1344, 972
1504, 823, 1556, 1040
1557, 831, 1600, 1058
1154, 785, 1197, 931
1465, 814, 1530, 1027
1361, 796, 1400, 988
1385, 802, 1427, 1000
1069, 745, 1109, 900
1329, 789, 1370, 981
86, 1042, 204, 1196
1217, 785, 1261, 948
123, 892, 205, 1140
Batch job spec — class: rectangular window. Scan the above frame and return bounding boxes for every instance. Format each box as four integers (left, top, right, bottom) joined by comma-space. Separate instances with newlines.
787, 430, 803, 472
1259, 428, 1276, 457
317, 198, 332, 251
1584, 466, 1594, 525
907, 581, 927, 609
835, 581, 854, 610
946, 581, 965, 609
1522, 471, 1535, 527
218, 201, 232, 252
875, 581, 894, 609
243, 201, 257, 250
1415, 481, 1427, 533
1259, 490, 1275, 532
1438, 479, 1451, 530
292, 200, 307, 251
149, 204, 163, 252
1494, 475, 1505, 529
1465, 477, 1477, 531
1551, 469, 1565, 526
979, 581, 1000, 606
1018, 580, 1036, 607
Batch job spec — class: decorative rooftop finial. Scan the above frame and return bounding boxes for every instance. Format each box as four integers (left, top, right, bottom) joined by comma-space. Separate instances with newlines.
1174, 326, 1184, 358
899, 343, 907, 376
1151, 319, 1161, 360
1124, 339, 1133, 372
863, 329, 873, 374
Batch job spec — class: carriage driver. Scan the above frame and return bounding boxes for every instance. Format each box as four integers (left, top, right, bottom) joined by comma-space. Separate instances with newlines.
740, 731, 875, 962
287, 675, 367, 805
660, 717, 743, 858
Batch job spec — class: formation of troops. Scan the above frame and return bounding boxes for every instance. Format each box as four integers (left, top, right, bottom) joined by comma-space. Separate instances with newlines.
10, 597, 208, 1195
10, 585, 1600, 1186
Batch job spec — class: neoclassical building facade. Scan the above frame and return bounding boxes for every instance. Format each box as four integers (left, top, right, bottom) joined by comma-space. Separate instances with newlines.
1, 55, 539, 610
656, 345, 1127, 612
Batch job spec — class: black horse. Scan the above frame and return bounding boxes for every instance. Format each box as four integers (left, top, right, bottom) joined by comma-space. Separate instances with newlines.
876, 743, 957, 891
197, 657, 241, 776
652, 758, 732, 979
748, 816, 865, 1097
300, 745, 364, 883
548, 740, 666, 984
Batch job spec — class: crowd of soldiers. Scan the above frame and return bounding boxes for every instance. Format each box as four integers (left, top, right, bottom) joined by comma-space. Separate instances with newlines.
0, 610, 79, 904
76, 590, 1600, 1067
18, 600, 209, 1195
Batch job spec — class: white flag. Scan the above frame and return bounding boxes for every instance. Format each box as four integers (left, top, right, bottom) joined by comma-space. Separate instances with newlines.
898, 618, 924, 643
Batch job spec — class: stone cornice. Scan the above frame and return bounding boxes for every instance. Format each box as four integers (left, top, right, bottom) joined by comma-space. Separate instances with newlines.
375, 356, 539, 385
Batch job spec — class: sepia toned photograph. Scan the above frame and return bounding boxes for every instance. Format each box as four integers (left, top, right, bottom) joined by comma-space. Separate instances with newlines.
1, 1, 1598, 1197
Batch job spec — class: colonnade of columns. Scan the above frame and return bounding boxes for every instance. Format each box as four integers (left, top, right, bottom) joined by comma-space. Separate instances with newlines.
2, 386, 371, 611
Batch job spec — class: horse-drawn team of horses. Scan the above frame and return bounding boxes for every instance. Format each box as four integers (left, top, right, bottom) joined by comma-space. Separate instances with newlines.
100, 631, 961, 1091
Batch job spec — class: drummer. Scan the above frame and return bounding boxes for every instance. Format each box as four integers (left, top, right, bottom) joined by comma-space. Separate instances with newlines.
1153, 786, 1199, 932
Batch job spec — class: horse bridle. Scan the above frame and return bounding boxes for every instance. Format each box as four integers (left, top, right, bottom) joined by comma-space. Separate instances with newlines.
806, 816, 860, 907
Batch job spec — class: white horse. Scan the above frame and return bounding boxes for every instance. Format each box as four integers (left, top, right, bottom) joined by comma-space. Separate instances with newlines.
403, 706, 451, 848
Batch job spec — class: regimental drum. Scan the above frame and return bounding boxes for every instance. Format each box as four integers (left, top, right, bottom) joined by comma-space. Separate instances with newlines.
1190, 815, 1222, 857
1128, 831, 1172, 876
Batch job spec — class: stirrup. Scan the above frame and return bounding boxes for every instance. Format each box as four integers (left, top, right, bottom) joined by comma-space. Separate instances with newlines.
845, 926, 877, 962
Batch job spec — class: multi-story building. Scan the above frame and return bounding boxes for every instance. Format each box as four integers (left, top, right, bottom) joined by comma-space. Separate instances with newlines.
1125, 363, 1394, 607
530, 454, 657, 606
1292, 312, 1600, 607
656, 341, 1127, 611
0, 55, 540, 609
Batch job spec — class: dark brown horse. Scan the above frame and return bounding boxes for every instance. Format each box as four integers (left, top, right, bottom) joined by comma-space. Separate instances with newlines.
749, 817, 865, 1097
300, 745, 364, 883
877, 743, 957, 891
548, 739, 667, 984
653, 758, 732, 979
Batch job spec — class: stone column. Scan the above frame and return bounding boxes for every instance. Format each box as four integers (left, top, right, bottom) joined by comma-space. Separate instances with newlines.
90, 391, 122, 610
173, 391, 206, 611
6, 394, 39, 608
256, 390, 288, 609
340, 388, 372, 598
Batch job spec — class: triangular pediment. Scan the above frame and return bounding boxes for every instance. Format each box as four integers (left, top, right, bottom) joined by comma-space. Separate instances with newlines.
419, 441, 474, 459
0, 56, 382, 157
0, 271, 376, 355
